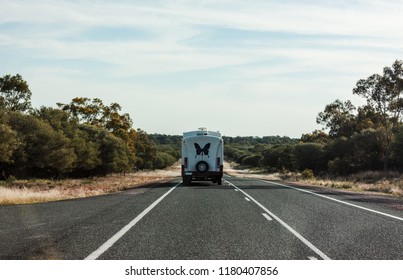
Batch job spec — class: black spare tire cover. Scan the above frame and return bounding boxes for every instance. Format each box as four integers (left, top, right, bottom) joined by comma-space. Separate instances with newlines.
196, 161, 209, 173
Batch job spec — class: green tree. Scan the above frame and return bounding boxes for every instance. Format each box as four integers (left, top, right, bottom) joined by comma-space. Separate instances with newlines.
0, 74, 32, 112
57, 97, 104, 125
353, 59, 403, 170
103, 103, 133, 139
34, 107, 78, 138
262, 144, 294, 171
153, 152, 176, 169
0, 110, 19, 165
325, 129, 383, 174
355, 105, 383, 131
132, 129, 157, 169
0, 123, 18, 164
75, 124, 130, 175
391, 125, 403, 168
57, 97, 133, 139
301, 130, 330, 144
293, 143, 325, 173
316, 99, 357, 138
155, 144, 180, 160
242, 154, 263, 167
349, 129, 383, 171
225, 145, 248, 163
98, 131, 131, 174
72, 125, 102, 175
8, 112, 76, 178
58, 97, 139, 170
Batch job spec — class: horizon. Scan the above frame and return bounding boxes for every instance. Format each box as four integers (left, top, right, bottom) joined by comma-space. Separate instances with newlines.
147, 129, 300, 139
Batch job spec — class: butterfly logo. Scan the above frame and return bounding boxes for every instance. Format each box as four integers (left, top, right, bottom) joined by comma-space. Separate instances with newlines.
194, 143, 211, 158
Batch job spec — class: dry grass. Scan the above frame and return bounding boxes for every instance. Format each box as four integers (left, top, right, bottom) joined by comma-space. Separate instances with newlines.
0, 165, 180, 205
303, 172, 403, 197
3, 161, 402, 205
0, 187, 65, 205
224, 162, 403, 198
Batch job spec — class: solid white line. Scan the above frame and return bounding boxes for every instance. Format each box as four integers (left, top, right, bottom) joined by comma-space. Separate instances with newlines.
224, 179, 331, 260
262, 213, 273, 221
84, 182, 181, 260
261, 180, 403, 222
245, 197, 251, 202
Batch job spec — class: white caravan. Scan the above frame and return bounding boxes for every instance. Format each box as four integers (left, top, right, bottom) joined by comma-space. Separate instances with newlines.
181, 128, 224, 185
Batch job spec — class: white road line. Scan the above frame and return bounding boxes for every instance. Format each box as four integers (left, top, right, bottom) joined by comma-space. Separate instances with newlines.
234, 189, 239, 192
245, 197, 251, 202
224, 179, 331, 260
84, 182, 181, 260
308, 256, 318, 260
262, 213, 273, 221
261, 180, 403, 222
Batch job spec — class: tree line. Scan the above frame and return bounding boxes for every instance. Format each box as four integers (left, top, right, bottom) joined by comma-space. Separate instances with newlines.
226, 59, 403, 175
2, 59, 401, 179
0, 74, 179, 180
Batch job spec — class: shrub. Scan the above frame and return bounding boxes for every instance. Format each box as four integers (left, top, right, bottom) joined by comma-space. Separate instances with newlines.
5, 175, 17, 184
301, 168, 315, 180
241, 154, 263, 167
293, 143, 324, 173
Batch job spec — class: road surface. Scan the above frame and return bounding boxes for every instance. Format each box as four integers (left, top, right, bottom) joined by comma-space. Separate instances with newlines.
0, 176, 402, 260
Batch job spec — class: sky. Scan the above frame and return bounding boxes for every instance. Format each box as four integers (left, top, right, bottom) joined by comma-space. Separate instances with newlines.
1, 0, 402, 138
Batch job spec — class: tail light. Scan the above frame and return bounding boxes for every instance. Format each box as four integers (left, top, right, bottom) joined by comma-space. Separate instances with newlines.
184, 157, 188, 168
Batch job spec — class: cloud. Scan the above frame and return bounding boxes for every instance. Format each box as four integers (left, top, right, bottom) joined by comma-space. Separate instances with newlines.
1, 0, 402, 136
2, 1, 401, 68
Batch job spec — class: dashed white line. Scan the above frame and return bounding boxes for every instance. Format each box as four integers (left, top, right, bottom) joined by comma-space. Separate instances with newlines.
85, 181, 181, 260
244, 197, 251, 202
224, 179, 331, 260
262, 213, 273, 221
308, 256, 318, 260
261, 180, 403, 222
27, 222, 47, 228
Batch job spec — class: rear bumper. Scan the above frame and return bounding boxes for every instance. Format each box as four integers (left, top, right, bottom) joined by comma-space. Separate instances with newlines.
182, 165, 223, 180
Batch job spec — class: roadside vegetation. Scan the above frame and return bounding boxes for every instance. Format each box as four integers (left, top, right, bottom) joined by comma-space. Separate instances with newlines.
224, 60, 403, 197
0, 74, 181, 180
225, 162, 403, 197
1, 59, 402, 203
148, 134, 181, 169
0, 73, 182, 204
0, 166, 179, 205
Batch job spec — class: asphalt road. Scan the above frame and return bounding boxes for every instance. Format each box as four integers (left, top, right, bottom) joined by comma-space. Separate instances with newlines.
0, 176, 402, 260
